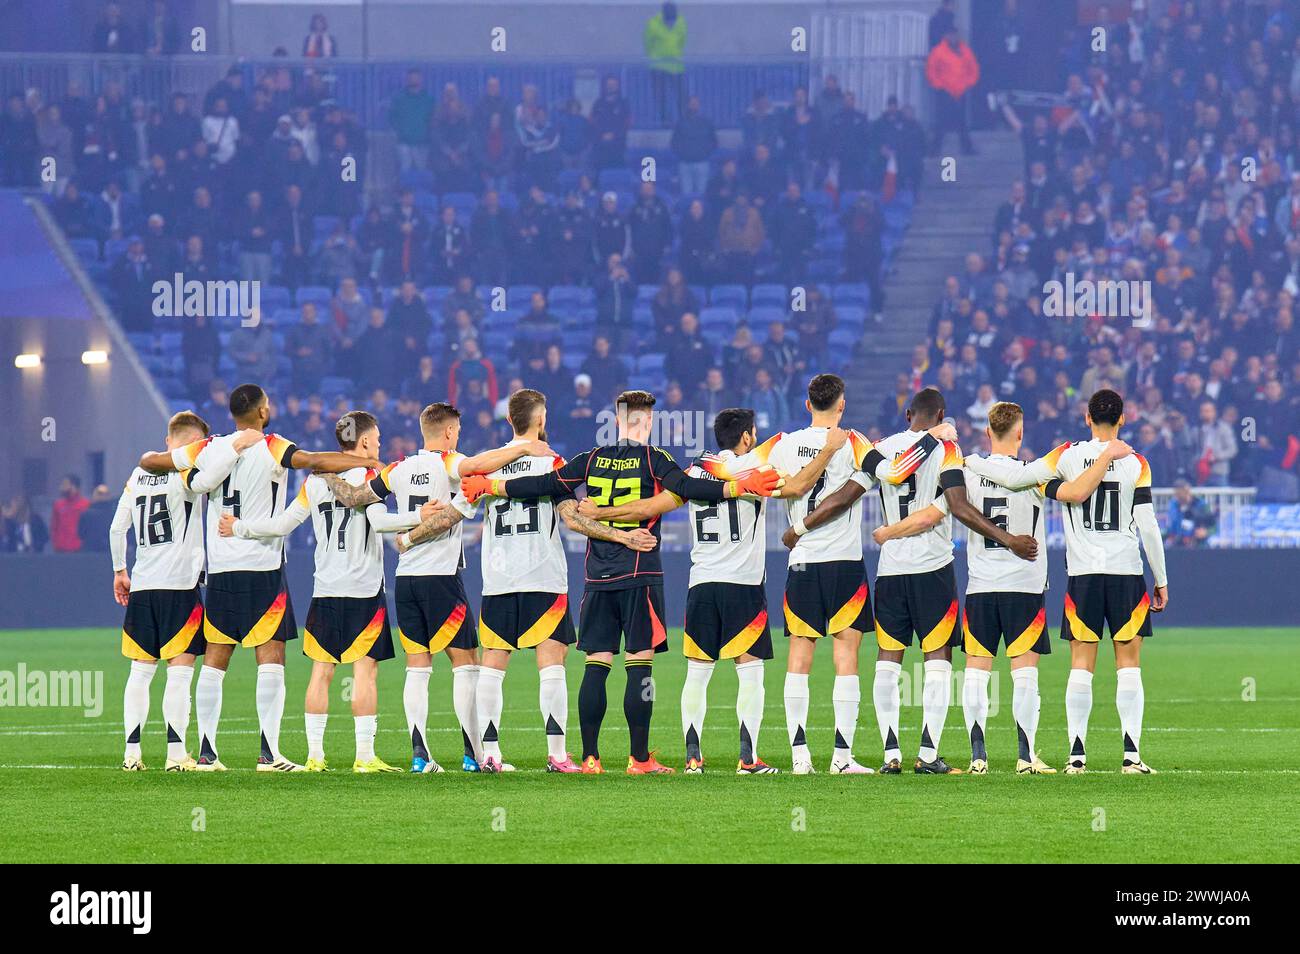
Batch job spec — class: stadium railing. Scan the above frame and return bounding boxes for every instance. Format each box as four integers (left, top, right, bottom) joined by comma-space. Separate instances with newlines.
600, 486, 1270, 552
0, 52, 923, 132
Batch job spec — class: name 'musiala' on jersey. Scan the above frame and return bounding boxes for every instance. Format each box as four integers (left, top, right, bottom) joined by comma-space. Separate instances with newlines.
960, 455, 1048, 594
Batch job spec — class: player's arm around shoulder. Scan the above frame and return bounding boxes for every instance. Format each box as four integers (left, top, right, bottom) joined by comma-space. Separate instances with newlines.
1051, 439, 1133, 504
778, 427, 844, 498
559, 497, 659, 551
872, 502, 946, 546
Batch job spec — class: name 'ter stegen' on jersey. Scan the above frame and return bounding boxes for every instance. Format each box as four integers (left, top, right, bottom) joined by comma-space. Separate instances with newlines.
464, 440, 573, 596
683, 434, 782, 588
960, 454, 1048, 595
768, 427, 875, 566
171, 432, 299, 574
872, 430, 965, 577
110, 468, 205, 590
367, 448, 469, 576
235, 467, 384, 599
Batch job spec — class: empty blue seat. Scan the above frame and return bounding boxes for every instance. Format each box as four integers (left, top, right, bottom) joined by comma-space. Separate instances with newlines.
751, 283, 786, 306
710, 284, 747, 308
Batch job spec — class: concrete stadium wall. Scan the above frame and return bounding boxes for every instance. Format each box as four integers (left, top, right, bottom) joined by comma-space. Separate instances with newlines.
2, 547, 1296, 632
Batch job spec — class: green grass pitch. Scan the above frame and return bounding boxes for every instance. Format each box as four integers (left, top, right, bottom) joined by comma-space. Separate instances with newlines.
1, 627, 1297, 863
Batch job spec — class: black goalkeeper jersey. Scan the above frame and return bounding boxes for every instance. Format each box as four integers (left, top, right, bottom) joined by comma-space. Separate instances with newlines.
500, 440, 728, 591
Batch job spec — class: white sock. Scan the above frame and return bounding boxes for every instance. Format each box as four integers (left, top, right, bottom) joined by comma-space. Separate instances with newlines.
1011, 666, 1039, 760
681, 660, 713, 760
1116, 667, 1145, 762
784, 671, 811, 762
354, 714, 377, 762
255, 662, 287, 762
1065, 668, 1094, 763
538, 664, 569, 761
123, 661, 155, 759
873, 661, 903, 762
735, 659, 765, 763
404, 667, 432, 760
919, 659, 953, 762
195, 665, 225, 761
162, 665, 194, 761
831, 674, 860, 764
476, 666, 506, 760
452, 664, 482, 762
962, 667, 991, 761
305, 712, 328, 761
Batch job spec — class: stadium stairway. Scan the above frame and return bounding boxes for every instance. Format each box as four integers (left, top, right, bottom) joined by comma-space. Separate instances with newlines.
848, 128, 1022, 410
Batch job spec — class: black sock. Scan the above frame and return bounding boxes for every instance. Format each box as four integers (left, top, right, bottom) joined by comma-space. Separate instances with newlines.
624, 661, 655, 762
578, 661, 611, 760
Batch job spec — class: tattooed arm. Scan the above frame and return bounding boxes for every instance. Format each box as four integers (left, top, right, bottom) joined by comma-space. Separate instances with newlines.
556, 498, 656, 551
319, 472, 381, 509
395, 501, 467, 552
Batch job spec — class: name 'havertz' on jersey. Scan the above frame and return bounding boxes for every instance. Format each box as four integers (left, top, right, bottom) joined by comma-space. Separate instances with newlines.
460, 389, 783, 775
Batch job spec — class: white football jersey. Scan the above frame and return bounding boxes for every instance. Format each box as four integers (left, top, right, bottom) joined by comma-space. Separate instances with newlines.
768, 427, 875, 566
172, 432, 298, 574
1050, 441, 1152, 578
683, 434, 782, 587
873, 430, 965, 577
109, 468, 205, 590
370, 449, 469, 576
463, 441, 572, 596
960, 454, 1048, 594
234, 468, 385, 599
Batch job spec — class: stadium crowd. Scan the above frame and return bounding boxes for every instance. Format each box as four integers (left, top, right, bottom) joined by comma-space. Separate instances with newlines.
4, 1, 1300, 554
909, 0, 1299, 499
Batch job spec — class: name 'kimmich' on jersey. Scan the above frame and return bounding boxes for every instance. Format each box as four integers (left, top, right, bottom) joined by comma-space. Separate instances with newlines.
961, 455, 1048, 594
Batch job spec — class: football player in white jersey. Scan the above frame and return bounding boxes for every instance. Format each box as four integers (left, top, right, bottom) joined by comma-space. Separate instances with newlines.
963, 389, 1167, 774
110, 412, 261, 771
139, 384, 379, 772
218, 411, 430, 773
789, 387, 1038, 775
400, 389, 655, 773
578, 408, 843, 774
882, 401, 1128, 774
771, 375, 960, 775
322, 401, 555, 774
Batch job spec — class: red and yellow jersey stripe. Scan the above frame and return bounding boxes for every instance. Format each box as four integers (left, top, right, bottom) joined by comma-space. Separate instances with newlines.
293, 482, 309, 507
847, 429, 872, 469
1135, 453, 1152, 488
696, 454, 740, 480
940, 439, 963, 471
1041, 441, 1071, 474
266, 433, 296, 468
441, 451, 466, 477
374, 459, 400, 492
551, 454, 567, 471
175, 437, 211, 468
750, 432, 784, 466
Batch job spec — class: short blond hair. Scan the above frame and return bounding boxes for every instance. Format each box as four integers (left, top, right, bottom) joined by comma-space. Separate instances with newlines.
987, 401, 1024, 438
168, 411, 210, 439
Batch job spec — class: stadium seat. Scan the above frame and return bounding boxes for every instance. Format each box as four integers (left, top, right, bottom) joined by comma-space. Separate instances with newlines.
710, 284, 747, 308
750, 283, 786, 306
296, 285, 332, 307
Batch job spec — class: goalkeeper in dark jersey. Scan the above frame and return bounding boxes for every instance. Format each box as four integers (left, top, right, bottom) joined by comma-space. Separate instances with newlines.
461, 390, 783, 775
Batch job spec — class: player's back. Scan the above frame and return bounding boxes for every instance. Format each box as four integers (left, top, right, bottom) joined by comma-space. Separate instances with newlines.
875, 429, 963, 577
478, 444, 570, 596
121, 467, 205, 589
685, 435, 781, 587
582, 441, 678, 589
1052, 440, 1149, 577
301, 469, 385, 598
378, 449, 466, 576
963, 456, 1047, 594
183, 432, 298, 574
769, 426, 873, 566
